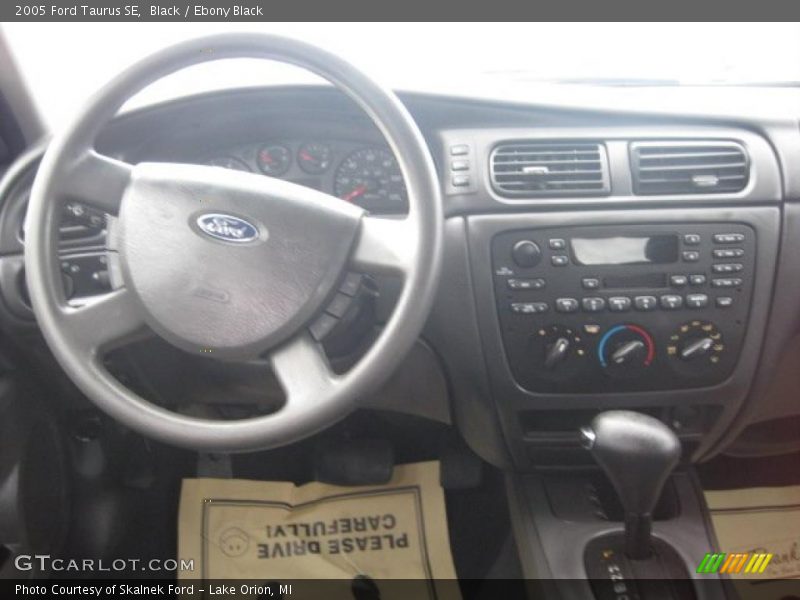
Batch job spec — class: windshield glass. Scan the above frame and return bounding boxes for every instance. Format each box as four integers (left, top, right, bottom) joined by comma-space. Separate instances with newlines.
5, 22, 800, 130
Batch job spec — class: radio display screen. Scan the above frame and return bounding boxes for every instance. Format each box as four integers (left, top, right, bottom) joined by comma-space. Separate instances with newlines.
570, 235, 679, 266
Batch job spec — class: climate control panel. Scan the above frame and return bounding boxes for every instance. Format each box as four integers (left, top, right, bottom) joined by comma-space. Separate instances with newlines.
491, 223, 755, 392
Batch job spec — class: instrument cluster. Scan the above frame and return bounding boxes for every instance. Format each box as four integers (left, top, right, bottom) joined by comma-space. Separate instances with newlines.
204, 140, 408, 214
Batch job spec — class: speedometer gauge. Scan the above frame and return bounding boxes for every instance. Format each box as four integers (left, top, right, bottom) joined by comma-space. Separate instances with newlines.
334, 148, 407, 210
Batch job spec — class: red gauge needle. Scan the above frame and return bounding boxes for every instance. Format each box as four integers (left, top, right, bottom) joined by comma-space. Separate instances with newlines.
300, 151, 314, 162
260, 152, 273, 164
343, 184, 367, 202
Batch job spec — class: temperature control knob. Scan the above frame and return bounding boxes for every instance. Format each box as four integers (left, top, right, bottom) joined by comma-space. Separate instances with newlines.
598, 324, 655, 378
667, 320, 724, 372
610, 339, 647, 366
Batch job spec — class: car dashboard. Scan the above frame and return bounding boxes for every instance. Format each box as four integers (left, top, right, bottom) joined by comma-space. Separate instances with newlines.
1, 84, 799, 471
200, 139, 408, 214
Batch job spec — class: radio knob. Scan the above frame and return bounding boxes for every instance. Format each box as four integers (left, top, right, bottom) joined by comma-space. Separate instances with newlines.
512, 240, 542, 268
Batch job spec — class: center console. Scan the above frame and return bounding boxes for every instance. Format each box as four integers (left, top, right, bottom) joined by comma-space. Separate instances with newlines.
429, 124, 786, 598
491, 223, 755, 393
465, 206, 775, 595
463, 206, 779, 468
423, 114, 794, 600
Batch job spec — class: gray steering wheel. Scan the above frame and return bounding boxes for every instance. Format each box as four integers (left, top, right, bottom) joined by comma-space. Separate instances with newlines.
24, 34, 443, 452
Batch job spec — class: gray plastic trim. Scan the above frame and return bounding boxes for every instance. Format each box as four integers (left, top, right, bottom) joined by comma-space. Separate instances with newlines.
712, 201, 800, 451
440, 126, 781, 214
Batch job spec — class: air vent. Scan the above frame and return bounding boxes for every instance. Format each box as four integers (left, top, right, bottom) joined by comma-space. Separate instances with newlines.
630, 141, 749, 195
490, 141, 610, 197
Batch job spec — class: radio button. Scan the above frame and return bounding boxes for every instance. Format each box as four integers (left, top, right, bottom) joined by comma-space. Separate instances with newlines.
689, 274, 707, 286
686, 294, 709, 309
551, 255, 569, 267
507, 278, 546, 290
712, 263, 743, 273
714, 233, 745, 244
670, 275, 688, 287
660, 294, 684, 310
682, 251, 700, 262
716, 297, 734, 308
511, 302, 549, 314
608, 297, 632, 312
683, 234, 701, 246
713, 248, 744, 259
711, 278, 743, 288
555, 298, 580, 313
634, 296, 658, 311
549, 238, 566, 250
582, 277, 600, 290
582, 297, 606, 313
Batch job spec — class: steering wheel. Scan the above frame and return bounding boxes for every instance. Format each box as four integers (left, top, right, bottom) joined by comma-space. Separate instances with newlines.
24, 34, 443, 452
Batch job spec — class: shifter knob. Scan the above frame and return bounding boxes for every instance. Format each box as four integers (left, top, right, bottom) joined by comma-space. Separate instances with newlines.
580, 410, 681, 559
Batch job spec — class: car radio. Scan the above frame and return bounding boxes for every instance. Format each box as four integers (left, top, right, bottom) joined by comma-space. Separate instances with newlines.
490, 223, 755, 393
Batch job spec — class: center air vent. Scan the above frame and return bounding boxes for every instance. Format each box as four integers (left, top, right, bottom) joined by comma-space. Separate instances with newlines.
490, 141, 610, 197
630, 141, 749, 195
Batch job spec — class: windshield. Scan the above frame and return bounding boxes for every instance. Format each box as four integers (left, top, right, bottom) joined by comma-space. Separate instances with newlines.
5, 22, 800, 130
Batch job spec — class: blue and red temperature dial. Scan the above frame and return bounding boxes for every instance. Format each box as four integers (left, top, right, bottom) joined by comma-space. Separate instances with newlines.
598, 324, 655, 375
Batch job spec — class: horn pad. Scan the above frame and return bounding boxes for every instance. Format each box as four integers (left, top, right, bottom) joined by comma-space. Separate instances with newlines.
117, 162, 363, 358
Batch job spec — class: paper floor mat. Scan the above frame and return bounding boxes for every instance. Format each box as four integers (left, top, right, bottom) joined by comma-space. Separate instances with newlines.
706, 485, 800, 599
178, 460, 460, 599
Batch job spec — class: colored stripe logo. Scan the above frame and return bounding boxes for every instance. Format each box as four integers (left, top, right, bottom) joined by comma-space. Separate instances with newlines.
697, 552, 773, 574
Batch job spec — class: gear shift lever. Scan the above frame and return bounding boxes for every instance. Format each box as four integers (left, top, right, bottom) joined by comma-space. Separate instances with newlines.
580, 411, 681, 559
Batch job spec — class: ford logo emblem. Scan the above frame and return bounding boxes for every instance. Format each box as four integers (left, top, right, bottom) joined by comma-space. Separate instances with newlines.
195, 213, 260, 243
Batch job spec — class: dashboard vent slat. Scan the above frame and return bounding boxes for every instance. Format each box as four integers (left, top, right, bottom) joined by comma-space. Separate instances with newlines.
630, 141, 750, 195
490, 141, 610, 197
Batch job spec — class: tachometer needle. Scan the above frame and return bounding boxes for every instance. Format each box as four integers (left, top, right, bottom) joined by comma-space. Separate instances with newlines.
343, 184, 367, 202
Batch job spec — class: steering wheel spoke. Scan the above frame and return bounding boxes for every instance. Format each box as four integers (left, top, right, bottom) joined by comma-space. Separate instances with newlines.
62, 150, 132, 215
269, 332, 338, 406
350, 216, 416, 275
62, 287, 146, 357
